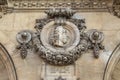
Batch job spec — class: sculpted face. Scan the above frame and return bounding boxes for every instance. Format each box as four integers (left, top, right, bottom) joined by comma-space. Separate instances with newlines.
50, 25, 69, 47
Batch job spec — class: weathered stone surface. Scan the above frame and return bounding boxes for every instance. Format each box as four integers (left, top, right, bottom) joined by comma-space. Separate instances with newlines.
112, 60, 120, 80
0, 12, 119, 80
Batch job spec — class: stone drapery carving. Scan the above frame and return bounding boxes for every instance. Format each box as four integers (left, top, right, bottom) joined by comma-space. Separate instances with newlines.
16, 8, 104, 66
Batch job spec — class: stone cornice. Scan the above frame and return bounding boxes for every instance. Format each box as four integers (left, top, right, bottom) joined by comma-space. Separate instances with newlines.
0, 0, 120, 19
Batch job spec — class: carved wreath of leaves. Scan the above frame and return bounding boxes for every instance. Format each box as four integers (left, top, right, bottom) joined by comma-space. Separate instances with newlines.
32, 32, 88, 66
16, 8, 104, 65
32, 18, 89, 66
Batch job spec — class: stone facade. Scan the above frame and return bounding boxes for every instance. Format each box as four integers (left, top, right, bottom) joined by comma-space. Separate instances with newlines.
0, 11, 119, 80
0, 0, 120, 80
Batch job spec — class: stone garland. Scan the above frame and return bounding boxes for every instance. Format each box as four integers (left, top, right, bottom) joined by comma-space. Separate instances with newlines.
32, 32, 83, 66
16, 8, 104, 66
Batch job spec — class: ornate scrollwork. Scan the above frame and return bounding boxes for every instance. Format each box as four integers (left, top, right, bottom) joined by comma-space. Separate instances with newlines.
16, 8, 104, 66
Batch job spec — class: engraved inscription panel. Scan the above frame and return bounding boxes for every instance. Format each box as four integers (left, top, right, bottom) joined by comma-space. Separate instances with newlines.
41, 64, 77, 80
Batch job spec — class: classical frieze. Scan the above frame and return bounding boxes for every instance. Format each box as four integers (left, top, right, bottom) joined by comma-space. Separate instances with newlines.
10, 0, 108, 12
0, 0, 120, 19
0, 0, 110, 13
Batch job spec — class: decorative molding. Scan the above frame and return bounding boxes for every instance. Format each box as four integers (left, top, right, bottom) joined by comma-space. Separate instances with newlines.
1, 0, 110, 13
111, 0, 120, 18
0, 0, 120, 19
16, 30, 32, 59
16, 8, 104, 66
0, 43, 18, 80
12, 1, 107, 9
103, 43, 120, 80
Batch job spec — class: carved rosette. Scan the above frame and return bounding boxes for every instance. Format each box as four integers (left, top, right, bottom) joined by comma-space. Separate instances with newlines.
16, 8, 104, 66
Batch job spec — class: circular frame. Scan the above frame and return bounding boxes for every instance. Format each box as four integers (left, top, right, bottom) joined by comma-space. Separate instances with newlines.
33, 21, 82, 66
16, 30, 32, 44
40, 21, 80, 52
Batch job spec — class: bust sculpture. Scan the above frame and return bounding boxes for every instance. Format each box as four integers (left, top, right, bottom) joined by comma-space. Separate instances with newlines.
50, 25, 69, 47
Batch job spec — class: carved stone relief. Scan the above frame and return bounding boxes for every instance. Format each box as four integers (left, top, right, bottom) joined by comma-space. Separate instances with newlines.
0, 0, 120, 19
11, 1, 107, 9
112, 0, 120, 18
16, 30, 32, 59
16, 8, 104, 66
41, 64, 78, 80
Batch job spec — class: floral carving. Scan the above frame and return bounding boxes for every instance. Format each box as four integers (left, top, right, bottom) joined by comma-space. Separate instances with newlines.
16, 8, 104, 66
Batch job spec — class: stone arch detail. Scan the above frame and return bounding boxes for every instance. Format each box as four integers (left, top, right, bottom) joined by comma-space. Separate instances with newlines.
103, 43, 120, 80
0, 43, 18, 80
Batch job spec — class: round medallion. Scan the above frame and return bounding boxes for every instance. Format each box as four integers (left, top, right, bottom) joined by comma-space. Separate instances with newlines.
16, 30, 31, 44
88, 29, 104, 43
16, 8, 105, 66
34, 21, 82, 65
40, 21, 80, 52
